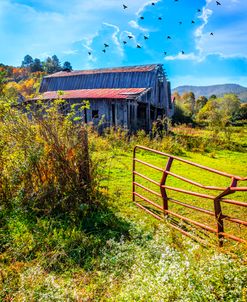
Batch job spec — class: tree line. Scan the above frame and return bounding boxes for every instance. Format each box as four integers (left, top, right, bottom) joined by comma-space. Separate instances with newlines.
172, 91, 247, 128
0, 55, 73, 99
21, 54, 72, 73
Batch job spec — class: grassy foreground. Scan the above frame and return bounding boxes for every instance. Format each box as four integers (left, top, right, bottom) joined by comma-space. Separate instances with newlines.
0, 127, 247, 301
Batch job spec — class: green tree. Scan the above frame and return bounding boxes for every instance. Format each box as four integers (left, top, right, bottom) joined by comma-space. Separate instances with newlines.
0, 69, 7, 95
44, 55, 62, 74
21, 55, 34, 69
219, 93, 241, 122
172, 102, 193, 124
31, 58, 44, 72
236, 103, 247, 120
181, 92, 196, 117
196, 94, 241, 139
195, 96, 208, 113
209, 94, 217, 100
62, 61, 73, 71
52, 55, 62, 72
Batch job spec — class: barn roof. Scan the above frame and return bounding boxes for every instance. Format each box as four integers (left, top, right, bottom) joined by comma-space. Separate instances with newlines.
32, 88, 149, 101
44, 64, 160, 78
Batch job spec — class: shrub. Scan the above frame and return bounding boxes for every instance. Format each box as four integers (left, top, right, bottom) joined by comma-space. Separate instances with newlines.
0, 98, 95, 215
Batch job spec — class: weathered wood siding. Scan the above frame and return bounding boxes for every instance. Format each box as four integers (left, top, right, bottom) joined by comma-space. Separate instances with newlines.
65, 98, 129, 129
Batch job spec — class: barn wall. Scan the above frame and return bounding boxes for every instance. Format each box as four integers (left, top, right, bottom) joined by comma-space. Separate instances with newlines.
66, 99, 129, 129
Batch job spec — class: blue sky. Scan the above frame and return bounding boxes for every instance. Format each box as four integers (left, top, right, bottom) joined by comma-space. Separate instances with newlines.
0, 0, 246, 87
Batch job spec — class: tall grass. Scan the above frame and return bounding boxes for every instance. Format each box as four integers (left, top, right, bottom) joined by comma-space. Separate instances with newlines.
0, 99, 96, 214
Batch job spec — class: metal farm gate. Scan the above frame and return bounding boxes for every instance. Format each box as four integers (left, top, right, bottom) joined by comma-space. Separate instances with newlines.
132, 145, 247, 246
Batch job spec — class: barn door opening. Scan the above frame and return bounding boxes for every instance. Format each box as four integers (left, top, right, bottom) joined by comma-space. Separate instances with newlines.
137, 103, 147, 130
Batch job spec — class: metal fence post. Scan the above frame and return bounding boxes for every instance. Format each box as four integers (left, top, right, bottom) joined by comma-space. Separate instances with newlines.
133, 146, 137, 203
160, 157, 173, 216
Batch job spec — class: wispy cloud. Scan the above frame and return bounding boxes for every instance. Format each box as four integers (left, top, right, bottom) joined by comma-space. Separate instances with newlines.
62, 50, 79, 55
103, 22, 124, 57
165, 52, 199, 61
128, 20, 147, 32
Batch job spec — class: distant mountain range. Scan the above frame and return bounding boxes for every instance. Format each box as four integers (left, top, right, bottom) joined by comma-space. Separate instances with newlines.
172, 84, 247, 102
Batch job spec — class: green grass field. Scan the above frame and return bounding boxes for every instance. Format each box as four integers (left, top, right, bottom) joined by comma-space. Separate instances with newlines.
96, 136, 247, 246
1, 127, 247, 301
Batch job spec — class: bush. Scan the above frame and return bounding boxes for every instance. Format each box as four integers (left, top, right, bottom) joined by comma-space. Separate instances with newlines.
0, 99, 95, 215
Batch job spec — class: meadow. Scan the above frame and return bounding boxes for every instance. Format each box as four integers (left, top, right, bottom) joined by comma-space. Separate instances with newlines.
0, 103, 247, 301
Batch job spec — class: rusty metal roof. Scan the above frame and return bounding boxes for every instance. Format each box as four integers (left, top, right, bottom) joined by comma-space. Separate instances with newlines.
33, 88, 149, 100
45, 64, 160, 78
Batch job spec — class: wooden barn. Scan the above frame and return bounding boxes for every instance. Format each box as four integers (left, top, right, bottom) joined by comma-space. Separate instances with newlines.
37, 64, 173, 131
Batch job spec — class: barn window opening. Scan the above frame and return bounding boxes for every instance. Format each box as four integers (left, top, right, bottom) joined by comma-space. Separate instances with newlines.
92, 110, 99, 118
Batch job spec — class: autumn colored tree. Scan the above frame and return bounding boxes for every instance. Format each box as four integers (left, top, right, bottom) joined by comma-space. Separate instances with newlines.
12, 67, 29, 81
2, 81, 20, 100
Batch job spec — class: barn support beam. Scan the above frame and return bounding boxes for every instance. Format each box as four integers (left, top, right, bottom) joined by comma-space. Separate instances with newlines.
134, 102, 137, 131
147, 102, 151, 132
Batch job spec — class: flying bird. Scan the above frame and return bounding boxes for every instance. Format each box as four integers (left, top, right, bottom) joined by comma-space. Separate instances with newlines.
158, 17, 162, 20
216, 1, 221, 5
137, 44, 142, 48
197, 9, 201, 12
151, 2, 155, 5
164, 52, 167, 55
191, 20, 195, 24
140, 16, 144, 20
210, 32, 214, 35
181, 51, 185, 54
179, 21, 182, 25
167, 36, 171, 39
144, 35, 149, 40
123, 4, 127, 9
123, 40, 127, 44
104, 43, 109, 47
102, 49, 106, 53
88, 52, 91, 55
128, 35, 133, 39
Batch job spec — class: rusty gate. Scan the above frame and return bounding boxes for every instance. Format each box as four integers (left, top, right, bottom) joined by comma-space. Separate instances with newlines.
132, 145, 247, 246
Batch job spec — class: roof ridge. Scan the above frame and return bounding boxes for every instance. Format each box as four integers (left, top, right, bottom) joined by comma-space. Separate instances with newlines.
45, 64, 162, 78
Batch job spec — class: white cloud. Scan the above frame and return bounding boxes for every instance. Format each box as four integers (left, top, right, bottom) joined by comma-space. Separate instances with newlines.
128, 20, 147, 32
62, 50, 79, 55
165, 52, 199, 61
195, 8, 213, 39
